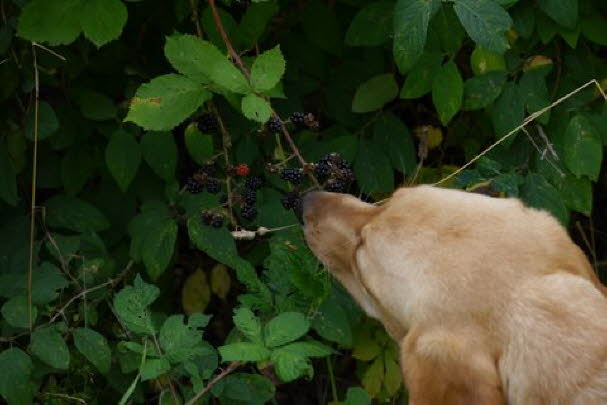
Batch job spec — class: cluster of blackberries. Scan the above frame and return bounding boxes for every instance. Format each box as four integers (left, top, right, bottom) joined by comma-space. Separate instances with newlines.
280, 192, 300, 210
267, 112, 319, 134
280, 168, 304, 185
314, 153, 354, 193
201, 211, 224, 228
239, 175, 263, 221
290, 112, 306, 124
198, 113, 217, 133
268, 117, 282, 133
185, 176, 221, 194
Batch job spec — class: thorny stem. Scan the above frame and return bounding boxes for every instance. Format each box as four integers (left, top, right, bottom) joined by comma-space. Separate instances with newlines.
185, 362, 243, 405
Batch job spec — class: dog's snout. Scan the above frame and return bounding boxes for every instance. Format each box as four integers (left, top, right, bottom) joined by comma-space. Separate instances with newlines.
301, 191, 326, 222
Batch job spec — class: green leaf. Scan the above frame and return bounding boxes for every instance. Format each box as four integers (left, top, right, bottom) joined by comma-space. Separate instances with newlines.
362, 356, 384, 397
77, 90, 117, 121
61, 145, 94, 195
251, 46, 285, 92
240, 2, 279, 47
344, 387, 372, 405
73, 327, 112, 373
463, 72, 507, 111
184, 123, 213, 164
142, 218, 177, 280
312, 296, 353, 346
264, 312, 310, 347
400, 52, 443, 99
432, 60, 463, 125
538, 0, 577, 28
557, 174, 592, 216
373, 113, 417, 175
233, 307, 263, 345
17, 0, 82, 45
470, 46, 506, 75
141, 358, 171, 381
113, 274, 160, 335
25, 101, 59, 141
301, 0, 342, 56
518, 71, 550, 124
0, 348, 34, 405
128, 201, 172, 262
492, 82, 524, 143
218, 342, 271, 362
563, 115, 602, 181
0, 262, 68, 305
279, 341, 335, 358
354, 138, 394, 194
393, 0, 438, 73
430, 4, 465, 54
345, 1, 393, 47
164, 34, 211, 83
106, 129, 142, 192
45, 195, 110, 233
270, 349, 311, 382
125, 74, 211, 131
352, 73, 398, 113
31, 327, 70, 369
0, 137, 17, 206
80, 0, 127, 47
383, 351, 402, 396
241, 94, 273, 123
141, 131, 177, 181
214, 373, 275, 402
521, 174, 569, 225
453, 0, 512, 53
159, 315, 213, 363
582, 15, 607, 45
1, 296, 36, 329
201, 6, 243, 53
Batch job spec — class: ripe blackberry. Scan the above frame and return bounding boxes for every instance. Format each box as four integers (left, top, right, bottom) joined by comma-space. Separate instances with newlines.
185, 177, 204, 194
325, 180, 348, 193
235, 163, 250, 177
199, 113, 217, 133
206, 179, 221, 194
201, 161, 217, 176
243, 189, 257, 205
280, 168, 303, 185
245, 175, 263, 190
241, 204, 257, 220
281, 192, 300, 210
290, 112, 306, 125
211, 214, 224, 228
268, 117, 282, 133
314, 161, 330, 178
201, 211, 214, 226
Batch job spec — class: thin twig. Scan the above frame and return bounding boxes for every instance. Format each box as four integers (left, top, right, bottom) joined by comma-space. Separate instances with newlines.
189, 0, 203, 38
521, 127, 565, 178
185, 362, 243, 405
32, 42, 66, 61
208, 0, 250, 80
433, 79, 607, 186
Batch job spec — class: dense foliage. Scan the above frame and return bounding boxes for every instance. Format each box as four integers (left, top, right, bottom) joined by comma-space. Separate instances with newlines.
1, 0, 606, 403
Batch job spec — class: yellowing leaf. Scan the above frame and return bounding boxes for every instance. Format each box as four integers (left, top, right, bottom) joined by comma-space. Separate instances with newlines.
181, 268, 211, 315
383, 351, 402, 397
211, 264, 231, 300
362, 356, 384, 398
414, 125, 443, 150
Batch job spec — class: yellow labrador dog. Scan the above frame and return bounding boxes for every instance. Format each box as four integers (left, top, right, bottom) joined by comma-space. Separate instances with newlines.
302, 186, 607, 404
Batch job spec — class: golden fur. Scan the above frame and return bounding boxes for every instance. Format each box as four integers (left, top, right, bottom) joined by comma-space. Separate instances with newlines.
302, 185, 607, 404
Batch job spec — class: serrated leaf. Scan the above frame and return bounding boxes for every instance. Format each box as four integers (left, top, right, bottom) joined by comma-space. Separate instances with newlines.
141, 131, 177, 181
492, 82, 524, 143
430, 4, 465, 54
432, 60, 463, 125
270, 350, 311, 382
25, 101, 59, 141
159, 315, 213, 363
521, 174, 569, 225
77, 89, 117, 121
17, 0, 82, 45
352, 73, 398, 113
383, 351, 402, 396
251, 46, 285, 92
214, 373, 275, 402
181, 268, 211, 316
372, 113, 417, 175
141, 358, 171, 381
125, 74, 211, 131
312, 296, 353, 346
393, 0, 438, 73
557, 174, 592, 216
45, 195, 110, 233
463, 72, 507, 111
453, 0, 512, 53
0, 137, 17, 206
218, 342, 271, 362
280, 341, 335, 357
344, 387, 372, 405
0, 262, 68, 305
400, 52, 443, 99
354, 138, 394, 194
362, 356, 384, 397
73, 327, 112, 373
233, 307, 262, 345
31, 327, 70, 369
563, 115, 602, 181
241, 94, 273, 123
1, 296, 36, 329
106, 129, 141, 192
345, 1, 393, 47
184, 123, 213, 165
240, 2, 279, 47
164, 34, 211, 83
538, 0, 577, 29
142, 218, 177, 280
0, 348, 34, 405
80, 0, 127, 47
519, 71, 550, 124
113, 274, 160, 335
201, 6, 243, 52
264, 312, 310, 347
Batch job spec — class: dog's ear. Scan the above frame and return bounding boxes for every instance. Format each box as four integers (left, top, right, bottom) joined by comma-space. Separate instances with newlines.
402, 329, 505, 405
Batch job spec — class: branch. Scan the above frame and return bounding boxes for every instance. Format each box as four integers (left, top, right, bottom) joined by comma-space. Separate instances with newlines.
185, 362, 243, 405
